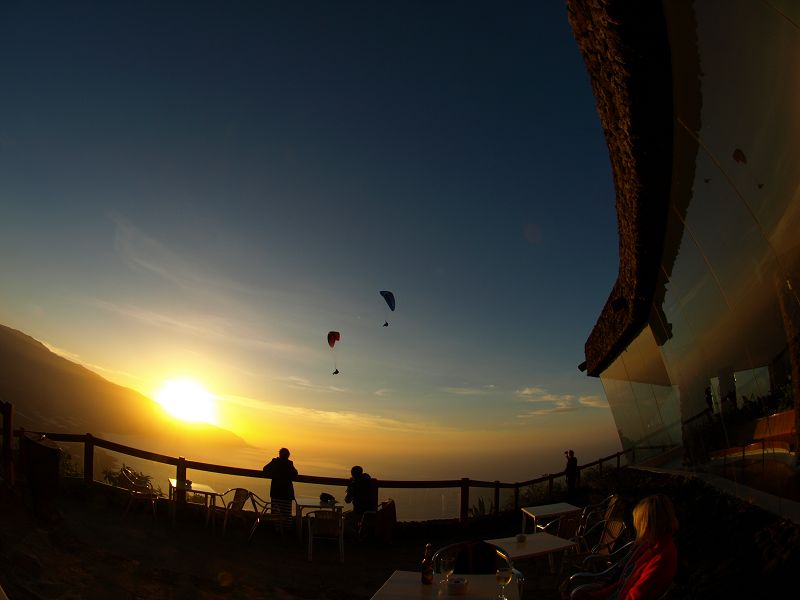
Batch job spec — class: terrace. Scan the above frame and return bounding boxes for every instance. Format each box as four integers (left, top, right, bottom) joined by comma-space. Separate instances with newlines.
2, 410, 800, 599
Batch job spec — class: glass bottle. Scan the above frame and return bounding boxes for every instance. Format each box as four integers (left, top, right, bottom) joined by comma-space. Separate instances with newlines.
421, 543, 434, 585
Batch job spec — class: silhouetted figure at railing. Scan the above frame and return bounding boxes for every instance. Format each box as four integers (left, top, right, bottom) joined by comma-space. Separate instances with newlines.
565, 449, 578, 500
263, 447, 298, 528
344, 465, 378, 537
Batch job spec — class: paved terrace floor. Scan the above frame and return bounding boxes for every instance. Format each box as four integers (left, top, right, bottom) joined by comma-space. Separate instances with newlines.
2, 464, 800, 599
0, 480, 565, 600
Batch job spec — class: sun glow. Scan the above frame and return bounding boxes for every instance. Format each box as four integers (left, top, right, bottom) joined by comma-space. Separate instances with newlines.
155, 379, 218, 424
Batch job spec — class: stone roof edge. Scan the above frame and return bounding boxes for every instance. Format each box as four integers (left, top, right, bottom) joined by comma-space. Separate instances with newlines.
566, 0, 675, 376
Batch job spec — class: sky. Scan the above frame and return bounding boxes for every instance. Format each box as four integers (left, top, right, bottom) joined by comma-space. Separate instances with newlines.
0, 1, 621, 481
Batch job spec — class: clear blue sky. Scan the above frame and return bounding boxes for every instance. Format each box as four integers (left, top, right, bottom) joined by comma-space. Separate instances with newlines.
0, 1, 621, 480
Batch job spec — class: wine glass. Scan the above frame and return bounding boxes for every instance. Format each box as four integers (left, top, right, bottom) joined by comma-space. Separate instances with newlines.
440, 555, 455, 586
495, 567, 513, 600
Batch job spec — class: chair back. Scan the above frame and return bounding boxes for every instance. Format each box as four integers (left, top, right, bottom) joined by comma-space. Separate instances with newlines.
375, 499, 396, 542
307, 509, 344, 562
225, 488, 252, 513
309, 509, 342, 538
578, 494, 618, 535
119, 466, 157, 518
557, 511, 582, 539
591, 517, 627, 556
120, 466, 156, 495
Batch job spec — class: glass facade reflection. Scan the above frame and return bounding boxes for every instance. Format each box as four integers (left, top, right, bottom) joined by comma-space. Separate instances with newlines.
595, 0, 799, 488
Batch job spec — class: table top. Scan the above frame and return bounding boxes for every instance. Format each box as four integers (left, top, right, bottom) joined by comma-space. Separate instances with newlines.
168, 478, 218, 495
295, 496, 341, 508
520, 502, 581, 520
485, 532, 577, 560
370, 570, 519, 600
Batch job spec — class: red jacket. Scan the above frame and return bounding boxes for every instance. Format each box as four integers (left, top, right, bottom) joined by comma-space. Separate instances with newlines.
590, 535, 677, 600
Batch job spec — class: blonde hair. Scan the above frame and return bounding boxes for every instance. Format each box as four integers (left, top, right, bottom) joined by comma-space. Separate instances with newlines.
632, 494, 678, 544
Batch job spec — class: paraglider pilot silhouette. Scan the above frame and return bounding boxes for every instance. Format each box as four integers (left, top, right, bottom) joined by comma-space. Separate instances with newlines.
379, 290, 395, 326
327, 331, 341, 374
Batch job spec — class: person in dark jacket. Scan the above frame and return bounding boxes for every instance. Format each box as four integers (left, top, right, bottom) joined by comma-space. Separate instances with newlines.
344, 465, 377, 515
262, 447, 298, 521
344, 465, 378, 537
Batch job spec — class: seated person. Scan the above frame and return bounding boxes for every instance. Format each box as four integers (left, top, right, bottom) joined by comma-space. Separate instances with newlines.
343, 465, 378, 536
570, 494, 679, 600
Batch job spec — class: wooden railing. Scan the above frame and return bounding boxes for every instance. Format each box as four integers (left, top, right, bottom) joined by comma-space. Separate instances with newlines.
9, 427, 637, 522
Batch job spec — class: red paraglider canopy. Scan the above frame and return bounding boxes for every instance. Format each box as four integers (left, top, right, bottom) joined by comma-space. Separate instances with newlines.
327, 331, 340, 348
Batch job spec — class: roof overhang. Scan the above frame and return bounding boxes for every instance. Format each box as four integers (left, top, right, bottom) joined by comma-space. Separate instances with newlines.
567, 0, 681, 376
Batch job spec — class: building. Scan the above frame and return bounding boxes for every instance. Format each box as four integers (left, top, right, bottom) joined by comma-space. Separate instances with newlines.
569, 0, 800, 478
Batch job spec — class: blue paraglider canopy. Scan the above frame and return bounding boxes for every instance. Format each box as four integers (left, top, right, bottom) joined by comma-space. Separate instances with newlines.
380, 290, 395, 312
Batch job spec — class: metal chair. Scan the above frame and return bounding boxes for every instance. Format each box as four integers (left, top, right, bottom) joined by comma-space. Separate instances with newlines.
540, 511, 584, 573
248, 492, 285, 541
120, 466, 159, 519
576, 494, 619, 540
218, 487, 258, 537
431, 540, 524, 598
306, 508, 344, 562
355, 498, 397, 543
559, 497, 629, 582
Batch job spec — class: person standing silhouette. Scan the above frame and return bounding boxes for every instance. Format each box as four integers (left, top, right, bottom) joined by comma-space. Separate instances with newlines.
263, 447, 298, 526
565, 450, 578, 500
344, 465, 378, 538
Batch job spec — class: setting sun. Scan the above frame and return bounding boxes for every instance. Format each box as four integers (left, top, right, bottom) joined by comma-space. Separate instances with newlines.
155, 379, 218, 425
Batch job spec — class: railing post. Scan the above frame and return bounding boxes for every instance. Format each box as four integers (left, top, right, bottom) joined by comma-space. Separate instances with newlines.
616, 452, 621, 468
493, 481, 500, 516
459, 478, 470, 523
176, 457, 187, 507
1, 401, 13, 485
513, 484, 520, 511
83, 433, 94, 485
547, 474, 553, 498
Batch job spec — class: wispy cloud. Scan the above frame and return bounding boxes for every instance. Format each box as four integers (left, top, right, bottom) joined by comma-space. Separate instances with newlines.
112, 215, 252, 297
577, 395, 609, 408
282, 375, 348, 394
514, 386, 608, 417
515, 386, 547, 398
442, 385, 496, 396
374, 388, 393, 397
92, 300, 305, 355
100, 215, 316, 357
260, 402, 446, 434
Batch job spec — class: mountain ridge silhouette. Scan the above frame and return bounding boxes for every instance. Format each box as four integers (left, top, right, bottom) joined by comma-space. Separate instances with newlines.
0, 323, 249, 448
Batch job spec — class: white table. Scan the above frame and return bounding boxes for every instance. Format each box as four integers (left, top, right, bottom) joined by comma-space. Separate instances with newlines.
487, 532, 577, 574
294, 496, 342, 540
486, 532, 577, 561
520, 501, 581, 534
370, 570, 520, 600
168, 478, 221, 527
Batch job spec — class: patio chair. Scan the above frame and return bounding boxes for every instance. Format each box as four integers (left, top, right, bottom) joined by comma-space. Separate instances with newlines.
356, 498, 397, 543
540, 511, 584, 572
576, 494, 619, 539
218, 487, 259, 537
541, 510, 583, 539
306, 508, 344, 562
120, 466, 159, 519
559, 509, 629, 581
564, 544, 673, 600
247, 492, 286, 541
431, 540, 525, 598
